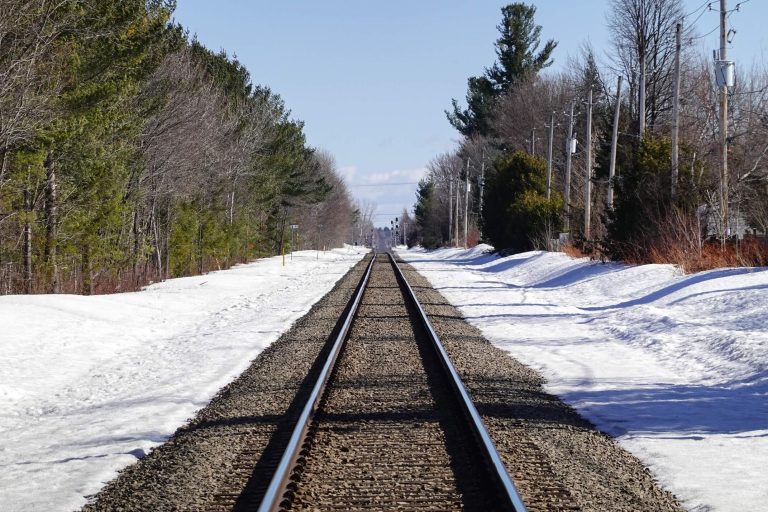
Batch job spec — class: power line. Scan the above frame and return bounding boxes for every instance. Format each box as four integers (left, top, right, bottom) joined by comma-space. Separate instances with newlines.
684, 0, 711, 19
688, 23, 720, 40
726, 0, 749, 18
686, 2, 712, 27
731, 85, 768, 96
683, 0, 747, 43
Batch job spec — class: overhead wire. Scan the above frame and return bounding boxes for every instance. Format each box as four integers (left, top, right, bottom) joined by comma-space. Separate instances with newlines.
685, 2, 711, 28
688, 23, 720, 41
683, 0, 711, 19
684, 1, 750, 43
727, 0, 750, 18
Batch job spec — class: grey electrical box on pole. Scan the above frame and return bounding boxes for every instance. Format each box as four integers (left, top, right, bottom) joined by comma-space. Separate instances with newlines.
714, 60, 735, 88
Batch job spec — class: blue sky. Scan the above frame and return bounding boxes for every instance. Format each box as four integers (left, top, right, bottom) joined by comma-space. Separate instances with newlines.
173, 1, 767, 227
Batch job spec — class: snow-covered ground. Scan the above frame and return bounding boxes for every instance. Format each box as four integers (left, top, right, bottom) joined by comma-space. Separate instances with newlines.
398, 245, 768, 512
0, 247, 367, 512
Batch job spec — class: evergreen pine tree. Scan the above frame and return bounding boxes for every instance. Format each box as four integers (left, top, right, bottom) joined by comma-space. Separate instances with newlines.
447, 3, 557, 138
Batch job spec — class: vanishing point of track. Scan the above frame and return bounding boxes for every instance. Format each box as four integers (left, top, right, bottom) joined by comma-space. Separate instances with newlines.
251, 252, 526, 511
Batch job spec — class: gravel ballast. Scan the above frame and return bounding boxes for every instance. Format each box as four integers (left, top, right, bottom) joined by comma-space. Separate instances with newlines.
287, 255, 498, 510
82, 256, 371, 511
398, 258, 685, 512
82, 253, 685, 511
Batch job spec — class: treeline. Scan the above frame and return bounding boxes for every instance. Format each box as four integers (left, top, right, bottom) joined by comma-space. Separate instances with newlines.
414, 1, 768, 270
0, 0, 366, 295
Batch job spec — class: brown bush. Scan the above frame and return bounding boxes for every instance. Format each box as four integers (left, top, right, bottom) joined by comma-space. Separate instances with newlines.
598, 206, 767, 272
646, 223, 768, 273
562, 243, 590, 259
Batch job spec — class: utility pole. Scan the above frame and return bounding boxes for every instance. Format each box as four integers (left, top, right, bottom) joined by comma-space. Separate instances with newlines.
719, 0, 729, 240
455, 171, 460, 247
585, 88, 593, 240
448, 176, 453, 246
564, 101, 575, 232
530, 127, 536, 155
479, 150, 485, 217
546, 112, 554, 200
464, 158, 470, 248
671, 21, 682, 199
608, 75, 622, 209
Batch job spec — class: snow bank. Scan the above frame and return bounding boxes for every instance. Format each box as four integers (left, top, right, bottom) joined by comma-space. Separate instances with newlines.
399, 245, 768, 512
0, 246, 367, 512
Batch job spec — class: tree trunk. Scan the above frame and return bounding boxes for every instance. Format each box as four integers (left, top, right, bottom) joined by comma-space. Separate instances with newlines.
0, 145, 8, 187
132, 209, 141, 286
81, 243, 92, 295
197, 215, 204, 275
229, 190, 235, 224
44, 151, 59, 293
164, 224, 170, 280
150, 198, 163, 279
277, 210, 287, 256
639, 51, 647, 138
23, 173, 33, 294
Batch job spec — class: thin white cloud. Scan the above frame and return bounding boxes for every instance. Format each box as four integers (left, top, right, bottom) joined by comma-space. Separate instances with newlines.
365, 167, 428, 185
337, 165, 358, 183
344, 167, 426, 226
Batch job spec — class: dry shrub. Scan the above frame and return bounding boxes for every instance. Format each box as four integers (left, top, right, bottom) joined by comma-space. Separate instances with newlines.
2, 253, 255, 296
562, 243, 589, 259
467, 226, 482, 248
650, 240, 767, 273
645, 209, 768, 272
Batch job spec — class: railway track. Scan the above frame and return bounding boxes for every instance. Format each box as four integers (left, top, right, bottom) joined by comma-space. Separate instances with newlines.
252, 252, 525, 511
83, 251, 684, 512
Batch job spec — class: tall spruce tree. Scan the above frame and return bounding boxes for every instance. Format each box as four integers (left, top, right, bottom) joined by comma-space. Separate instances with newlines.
413, 180, 444, 249
447, 3, 557, 138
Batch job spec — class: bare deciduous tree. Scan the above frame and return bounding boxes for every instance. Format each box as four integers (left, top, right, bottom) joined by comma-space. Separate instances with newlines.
607, 0, 683, 136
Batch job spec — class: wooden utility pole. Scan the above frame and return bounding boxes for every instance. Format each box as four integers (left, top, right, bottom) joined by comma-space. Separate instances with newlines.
530, 128, 536, 155
455, 171, 460, 247
671, 21, 682, 199
585, 88, 593, 240
448, 176, 453, 246
608, 76, 622, 209
479, 150, 485, 217
546, 112, 554, 200
719, 0, 729, 239
464, 158, 470, 248
564, 102, 575, 232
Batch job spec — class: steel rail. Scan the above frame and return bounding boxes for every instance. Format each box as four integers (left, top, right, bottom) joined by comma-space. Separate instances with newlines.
257, 253, 376, 512
388, 252, 528, 512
